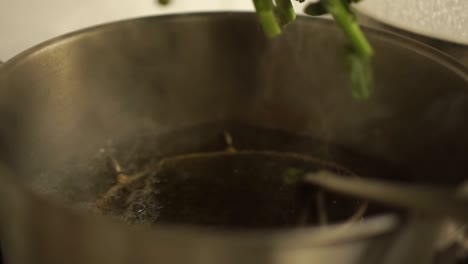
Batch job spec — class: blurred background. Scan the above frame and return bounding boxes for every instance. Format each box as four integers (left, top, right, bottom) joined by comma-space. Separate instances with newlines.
1, 0, 467, 64
0, 0, 258, 60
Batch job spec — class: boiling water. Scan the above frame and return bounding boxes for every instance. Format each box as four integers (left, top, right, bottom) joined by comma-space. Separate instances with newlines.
90, 123, 400, 229
97, 151, 363, 228
27, 122, 401, 229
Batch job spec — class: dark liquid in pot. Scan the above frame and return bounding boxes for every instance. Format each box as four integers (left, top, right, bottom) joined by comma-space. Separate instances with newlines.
97, 151, 361, 228
95, 123, 399, 229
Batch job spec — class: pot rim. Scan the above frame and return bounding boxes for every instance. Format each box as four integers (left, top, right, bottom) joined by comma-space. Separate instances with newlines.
2, 12, 468, 80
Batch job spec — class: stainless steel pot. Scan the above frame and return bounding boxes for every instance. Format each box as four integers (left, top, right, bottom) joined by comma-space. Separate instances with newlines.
0, 13, 467, 264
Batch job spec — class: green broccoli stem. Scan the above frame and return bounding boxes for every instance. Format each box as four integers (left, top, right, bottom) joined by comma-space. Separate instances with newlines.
275, 0, 296, 26
158, 0, 374, 99
347, 50, 373, 99
253, 0, 282, 38
320, 0, 373, 58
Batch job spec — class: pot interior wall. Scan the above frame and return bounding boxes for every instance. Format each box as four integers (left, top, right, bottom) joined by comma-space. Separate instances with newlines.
0, 13, 467, 210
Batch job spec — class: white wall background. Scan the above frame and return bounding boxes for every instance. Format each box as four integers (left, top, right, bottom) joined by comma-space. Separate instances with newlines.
0, 0, 309, 61
0, 0, 247, 60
